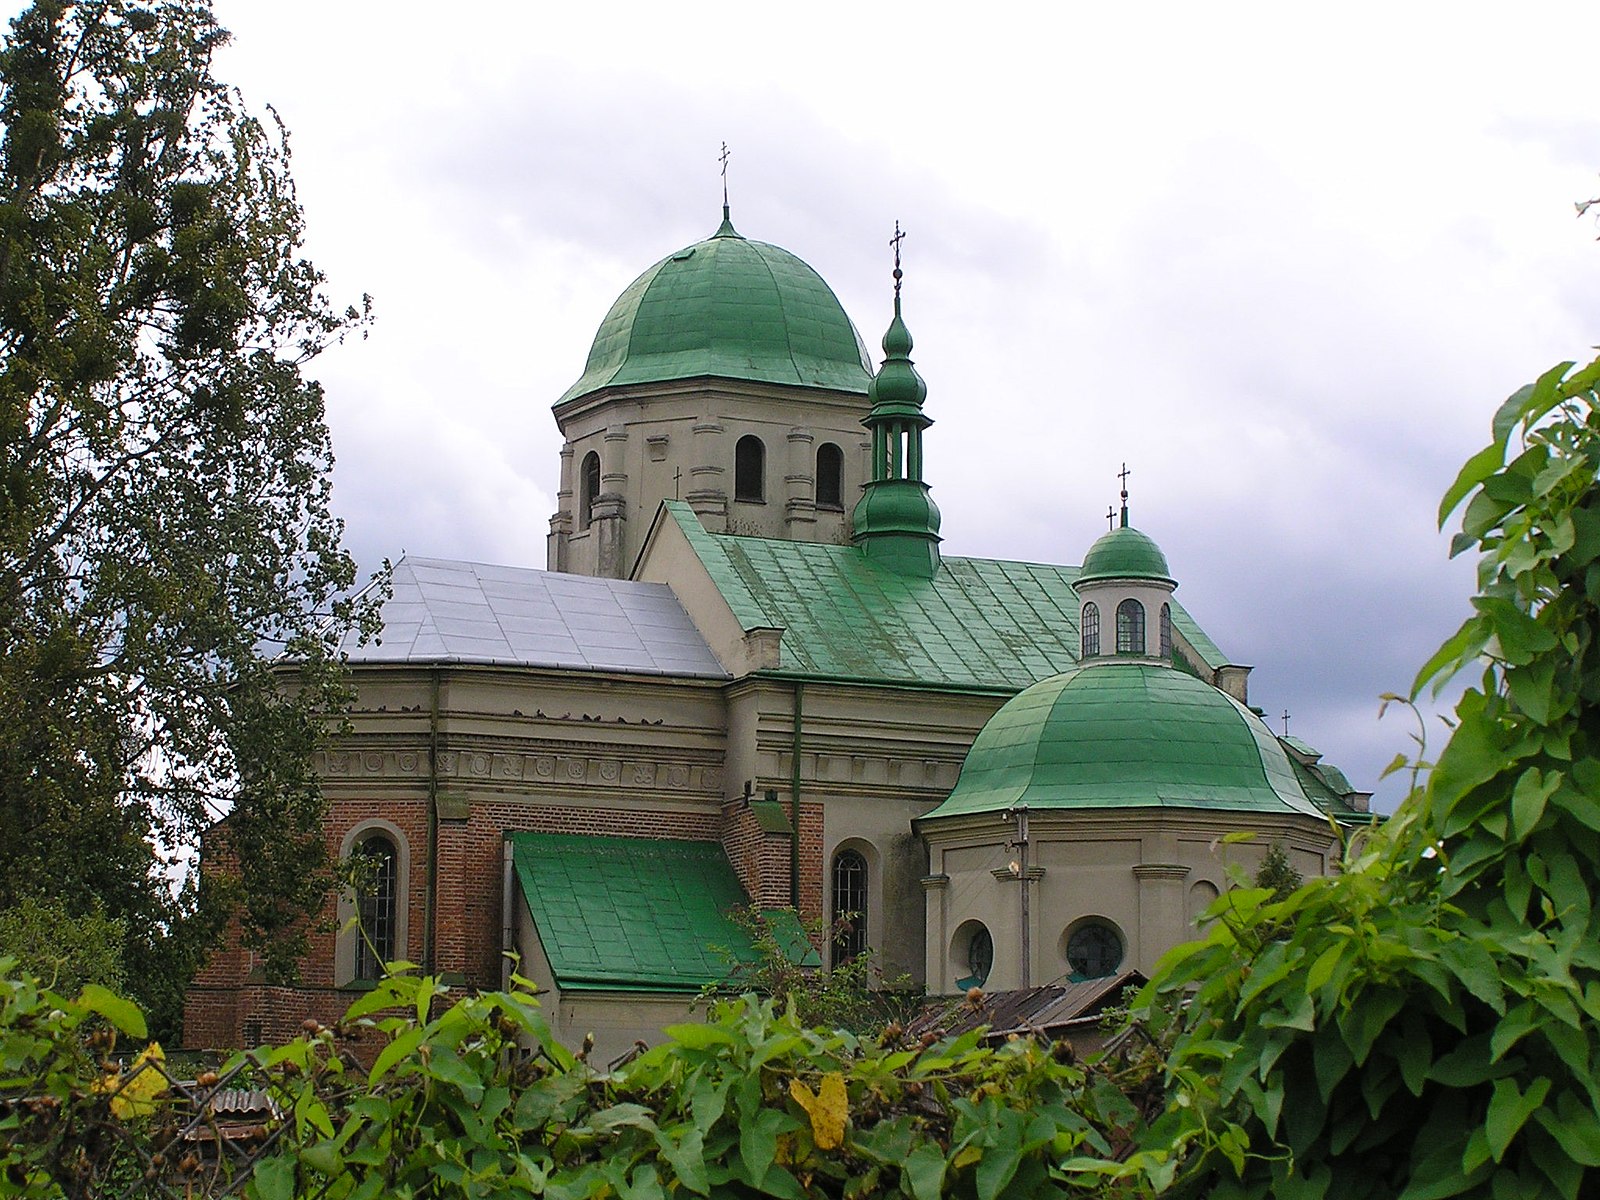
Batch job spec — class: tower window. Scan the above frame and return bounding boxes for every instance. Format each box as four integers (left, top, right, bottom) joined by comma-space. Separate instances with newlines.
735, 435, 765, 503
578, 451, 600, 530
831, 848, 868, 966
1116, 599, 1146, 655
354, 834, 398, 980
1160, 603, 1173, 658
816, 442, 843, 509
1081, 602, 1100, 657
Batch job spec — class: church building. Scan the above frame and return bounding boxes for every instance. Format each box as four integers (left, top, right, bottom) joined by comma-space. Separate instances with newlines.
183, 206, 1370, 1061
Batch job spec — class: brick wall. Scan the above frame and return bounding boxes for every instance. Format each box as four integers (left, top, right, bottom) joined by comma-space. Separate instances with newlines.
183, 795, 724, 1050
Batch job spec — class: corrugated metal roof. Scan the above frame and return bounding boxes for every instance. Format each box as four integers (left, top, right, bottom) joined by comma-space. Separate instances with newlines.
343, 558, 728, 678
664, 502, 1224, 690
906, 972, 1146, 1043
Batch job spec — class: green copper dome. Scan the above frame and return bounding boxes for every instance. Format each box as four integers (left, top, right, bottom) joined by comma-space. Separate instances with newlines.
557, 213, 873, 405
923, 663, 1322, 819
1076, 525, 1174, 585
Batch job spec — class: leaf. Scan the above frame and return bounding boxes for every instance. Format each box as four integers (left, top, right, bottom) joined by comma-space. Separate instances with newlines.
1440, 440, 1511, 526
1511, 769, 1559, 842
368, 1025, 425, 1084
249, 1154, 296, 1200
103, 1042, 167, 1119
903, 1142, 947, 1200
1534, 1089, 1600, 1166
1486, 1076, 1550, 1162
739, 1107, 784, 1187
78, 983, 148, 1039
789, 1072, 848, 1150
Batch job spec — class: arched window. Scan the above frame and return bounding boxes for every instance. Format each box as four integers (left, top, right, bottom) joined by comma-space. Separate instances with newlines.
1081, 602, 1100, 657
1116, 598, 1146, 655
831, 849, 868, 965
735, 435, 765, 502
816, 442, 844, 509
354, 834, 398, 980
1065, 922, 1123, 980
1160, 603, 1173, 658
577, 451, 600, 530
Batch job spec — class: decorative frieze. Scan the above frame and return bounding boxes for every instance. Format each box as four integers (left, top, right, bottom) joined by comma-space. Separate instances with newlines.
315, 749, 721, 794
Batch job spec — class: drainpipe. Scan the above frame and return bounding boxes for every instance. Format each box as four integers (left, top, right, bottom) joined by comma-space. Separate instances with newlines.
1017, 806, 1031, 988
425, 668, 440, 974
790, 682, 803, 909
501, 837, 516, 991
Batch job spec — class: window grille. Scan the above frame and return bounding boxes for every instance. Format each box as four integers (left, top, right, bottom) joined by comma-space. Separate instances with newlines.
1081, 602, 1100, 657
355, 834, 398, 980
832, 849, 868, 965
1116, 598, 1146, 655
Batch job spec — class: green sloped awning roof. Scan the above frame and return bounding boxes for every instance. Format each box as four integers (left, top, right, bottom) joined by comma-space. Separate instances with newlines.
664, 502, 1226, 690
510, 833, 817, 993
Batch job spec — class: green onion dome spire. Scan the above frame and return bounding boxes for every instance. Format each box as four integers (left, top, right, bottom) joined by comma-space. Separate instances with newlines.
852, 224, 941, 578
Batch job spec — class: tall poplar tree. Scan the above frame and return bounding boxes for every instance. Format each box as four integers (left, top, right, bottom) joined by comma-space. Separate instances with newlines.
0, 0, 373, 1032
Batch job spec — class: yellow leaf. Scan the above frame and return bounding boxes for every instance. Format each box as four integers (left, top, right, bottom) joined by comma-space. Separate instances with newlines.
953, 1145, 983, 1170
789, 1071, 849, 1150
105, 1042, 168, 1120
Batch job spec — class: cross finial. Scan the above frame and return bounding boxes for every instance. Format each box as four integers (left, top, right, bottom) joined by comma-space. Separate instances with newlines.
719, 142, 731, 208
1281, 710, 1292, 736
1118, 462, 1131, 527
1106, 505, 1115, 531
890, 220, 906, 296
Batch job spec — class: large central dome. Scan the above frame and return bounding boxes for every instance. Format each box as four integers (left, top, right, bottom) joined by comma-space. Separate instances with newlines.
557, 213, 874, 406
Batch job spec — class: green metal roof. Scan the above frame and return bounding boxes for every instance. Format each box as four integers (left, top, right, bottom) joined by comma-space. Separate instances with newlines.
921, 662, 1326, 819
557, 213, 873, 405
511, 834, 764, 993
1076, 524, 1174, 585
664, 502, 1226, 689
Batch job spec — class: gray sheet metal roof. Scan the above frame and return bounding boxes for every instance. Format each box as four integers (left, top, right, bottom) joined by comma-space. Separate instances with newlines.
344, 558, 728, 678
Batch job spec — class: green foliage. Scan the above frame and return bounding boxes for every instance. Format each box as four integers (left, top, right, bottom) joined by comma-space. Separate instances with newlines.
0, 894, 125, 996
1097, 354, 1600, 1199
705, 905, 921, 1035
0, 0, 377, 1020
0, 961, 1158, 1198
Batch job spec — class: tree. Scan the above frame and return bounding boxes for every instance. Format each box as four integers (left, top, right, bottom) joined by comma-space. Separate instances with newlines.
1102, 352, 1600, 1198
1252, 843, 1302, 904
0, 894, 125, 995
0, 0, 373, 1034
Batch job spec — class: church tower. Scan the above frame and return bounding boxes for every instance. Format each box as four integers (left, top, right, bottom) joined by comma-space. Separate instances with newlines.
850, 230, 942, 579
548, 207, 875, 577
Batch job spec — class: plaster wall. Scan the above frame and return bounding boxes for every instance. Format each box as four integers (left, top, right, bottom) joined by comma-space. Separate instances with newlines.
922, 811, 1346, 994
550, 380, 869, 577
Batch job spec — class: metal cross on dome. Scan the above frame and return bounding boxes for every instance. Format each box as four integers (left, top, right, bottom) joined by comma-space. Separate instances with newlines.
890, 220, 906, 295
719, 142, 730, 206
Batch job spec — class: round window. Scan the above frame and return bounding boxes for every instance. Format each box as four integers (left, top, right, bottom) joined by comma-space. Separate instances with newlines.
1065, 922, 1123, 979
967, 926, 993, 986
951, 919, 993, 989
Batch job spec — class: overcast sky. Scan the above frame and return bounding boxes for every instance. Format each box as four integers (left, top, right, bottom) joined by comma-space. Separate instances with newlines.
203, 1, 1600, 810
